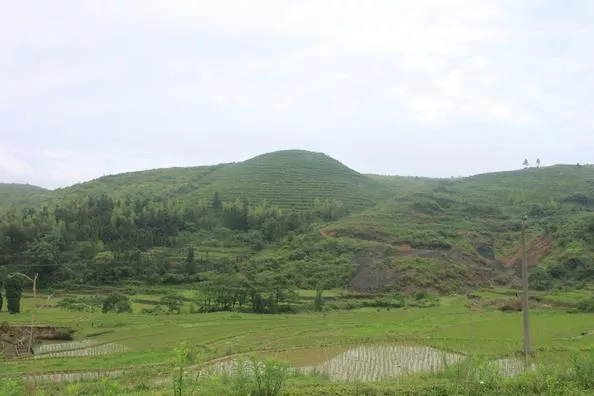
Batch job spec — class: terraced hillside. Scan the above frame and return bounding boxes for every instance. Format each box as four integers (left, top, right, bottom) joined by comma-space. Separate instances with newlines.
53, 164, 226, 201
52, 150, 394, 210
2, 151, 593, 293
188, 150, 392, 209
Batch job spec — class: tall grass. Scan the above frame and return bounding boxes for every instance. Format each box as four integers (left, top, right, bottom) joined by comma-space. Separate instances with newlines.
172, 341, 198, 396
218, 357, 289, 396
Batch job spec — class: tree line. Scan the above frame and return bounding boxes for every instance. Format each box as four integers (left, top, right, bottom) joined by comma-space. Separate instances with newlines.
0, 192, 350, 312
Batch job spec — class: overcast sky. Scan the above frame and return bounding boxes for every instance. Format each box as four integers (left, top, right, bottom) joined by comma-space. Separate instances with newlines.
1, 1, 593, 189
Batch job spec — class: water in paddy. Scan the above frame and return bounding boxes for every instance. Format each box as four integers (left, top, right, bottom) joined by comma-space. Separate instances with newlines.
299, 345, 463, 381
208, 345, 532, 382
22, 344, 532, 384
33, 339, 127, 358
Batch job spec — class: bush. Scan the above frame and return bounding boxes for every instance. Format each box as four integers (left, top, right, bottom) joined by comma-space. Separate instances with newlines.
141, 305, 169, 315
160, 294, 184, 314
413, 290, 428, 300
529, 267, 553, 291
576, 297, 594, 313
57, 295, 102, 312
6, 298, 20, 315
102, 292, 132, 314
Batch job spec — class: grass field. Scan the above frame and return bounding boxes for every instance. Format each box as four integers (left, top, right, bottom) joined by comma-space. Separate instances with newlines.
1, 288, 593, 395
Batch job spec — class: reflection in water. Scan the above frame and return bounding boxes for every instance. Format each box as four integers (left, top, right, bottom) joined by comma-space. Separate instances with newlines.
23, 344, 533, 384
33, 339, 127, 358
208, 345, 532, 382
298, 345, 463, 381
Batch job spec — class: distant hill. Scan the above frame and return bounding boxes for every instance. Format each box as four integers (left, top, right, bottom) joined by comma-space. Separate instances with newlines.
323, 164, 594, 291
2, 151, 593, 294
53, 164, 226, 201
0, 183, 48, 210
186, 150, 392, 209
52, 150, 395, 210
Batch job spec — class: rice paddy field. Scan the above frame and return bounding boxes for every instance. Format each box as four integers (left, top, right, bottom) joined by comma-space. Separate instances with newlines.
1, 289, 593, 395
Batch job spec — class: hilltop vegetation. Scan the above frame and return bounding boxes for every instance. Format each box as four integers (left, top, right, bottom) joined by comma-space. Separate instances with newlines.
0, 183, 48, 211
326, 165, 594, 292
1, 150, 594, 394
1, 151, 593, 307
50, 150, 391, 210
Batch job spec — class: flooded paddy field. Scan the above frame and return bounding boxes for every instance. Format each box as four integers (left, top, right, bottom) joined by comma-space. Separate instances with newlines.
3, 294, 591, 393
205, 344, 533, 382
33, 339, 128, 359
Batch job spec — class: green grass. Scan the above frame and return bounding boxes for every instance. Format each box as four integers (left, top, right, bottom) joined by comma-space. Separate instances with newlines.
2, 293, 593, 377
2, 290, 593, 395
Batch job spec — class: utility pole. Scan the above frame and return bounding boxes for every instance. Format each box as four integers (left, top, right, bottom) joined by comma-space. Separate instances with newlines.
12, 272, 39, 352
521, 216, 531, 356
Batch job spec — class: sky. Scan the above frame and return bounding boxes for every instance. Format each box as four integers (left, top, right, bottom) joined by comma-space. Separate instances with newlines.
1, 1, 593, 189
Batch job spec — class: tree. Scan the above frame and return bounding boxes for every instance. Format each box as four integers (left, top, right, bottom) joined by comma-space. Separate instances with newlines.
5, 275, 24, 314
184, 247, 196, 274
102, 292, 132, 313
25, 236, 61, 279
536, 158, 541, 168
160, 293, 185, 314
529, 266, 553, 291
241, 197, 249, 231
314, 288, 324, 312
212, 192, 222, 211
523, 159, 529, 168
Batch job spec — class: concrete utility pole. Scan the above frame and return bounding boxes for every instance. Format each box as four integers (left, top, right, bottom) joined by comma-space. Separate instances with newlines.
521, 216, 531, 356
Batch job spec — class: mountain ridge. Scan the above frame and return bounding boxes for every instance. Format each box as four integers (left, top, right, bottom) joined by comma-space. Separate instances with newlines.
3, 149, 591, 193
1, 149, 593, 294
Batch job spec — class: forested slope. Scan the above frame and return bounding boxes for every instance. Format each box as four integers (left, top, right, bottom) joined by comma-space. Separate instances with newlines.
1, 152, 593, 301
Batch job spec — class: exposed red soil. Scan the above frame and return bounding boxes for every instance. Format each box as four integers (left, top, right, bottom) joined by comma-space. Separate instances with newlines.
396, 244, 413, 252
323, 226, 553, 292
503, 234, 552, 266
349, 250, 493, 293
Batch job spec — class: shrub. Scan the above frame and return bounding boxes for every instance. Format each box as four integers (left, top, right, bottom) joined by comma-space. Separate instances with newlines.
413, 290, 428, 300
141, 305, 169, 315
160, 293, 185, 314
102, 292, 132, 314
57, 295, 102, 312
576, 297, 594, 313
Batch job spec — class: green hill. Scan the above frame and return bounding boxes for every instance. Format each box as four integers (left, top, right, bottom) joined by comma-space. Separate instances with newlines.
53, 164, 225, 201
188, 150, 391, 209
1, 152, 593, 296
52, 150, 392, 210
0, 183, 49, 210
323, 164, 594, 291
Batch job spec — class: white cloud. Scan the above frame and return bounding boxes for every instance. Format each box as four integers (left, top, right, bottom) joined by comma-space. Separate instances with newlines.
1, 0, 594, 186
0, 152, 35, 178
